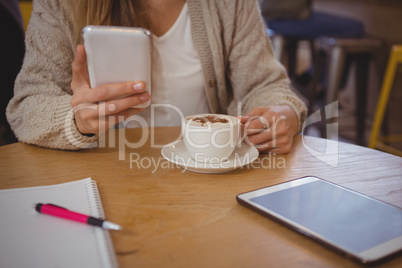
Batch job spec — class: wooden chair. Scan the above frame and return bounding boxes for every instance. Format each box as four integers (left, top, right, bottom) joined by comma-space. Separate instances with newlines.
309, 36, 383, 145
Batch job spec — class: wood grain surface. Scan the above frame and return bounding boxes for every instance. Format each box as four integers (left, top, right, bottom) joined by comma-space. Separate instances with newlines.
1, 127, 401, 268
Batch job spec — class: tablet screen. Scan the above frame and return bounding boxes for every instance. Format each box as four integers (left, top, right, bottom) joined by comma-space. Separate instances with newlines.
248, 179, 402, 254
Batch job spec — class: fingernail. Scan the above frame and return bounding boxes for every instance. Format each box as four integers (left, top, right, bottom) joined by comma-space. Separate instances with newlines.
140, 92, 150, 101
133, 82, 144, 91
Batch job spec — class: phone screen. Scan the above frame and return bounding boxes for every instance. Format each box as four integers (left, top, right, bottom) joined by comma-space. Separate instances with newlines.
237, 177, 402, 263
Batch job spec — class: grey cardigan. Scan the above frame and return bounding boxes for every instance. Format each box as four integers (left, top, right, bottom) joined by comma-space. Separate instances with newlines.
7, 0, 307, 150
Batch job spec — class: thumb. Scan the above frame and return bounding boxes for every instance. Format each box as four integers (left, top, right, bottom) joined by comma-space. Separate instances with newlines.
238, 115, 249, 124
239, 107, 265, 123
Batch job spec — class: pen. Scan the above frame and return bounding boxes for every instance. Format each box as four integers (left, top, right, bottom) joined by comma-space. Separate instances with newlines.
35, 203, 122, 230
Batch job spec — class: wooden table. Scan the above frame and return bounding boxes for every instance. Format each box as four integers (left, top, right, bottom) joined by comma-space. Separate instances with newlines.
1, 127, 401, 267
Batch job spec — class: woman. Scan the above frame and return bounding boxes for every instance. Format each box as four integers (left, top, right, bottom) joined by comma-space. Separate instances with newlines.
7, 0, 306, 154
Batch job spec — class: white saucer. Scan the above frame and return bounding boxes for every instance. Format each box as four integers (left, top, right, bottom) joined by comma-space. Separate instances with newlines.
161, 140, 259, 173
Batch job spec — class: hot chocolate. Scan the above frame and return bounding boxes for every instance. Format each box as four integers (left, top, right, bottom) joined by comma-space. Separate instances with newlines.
193, 115, 229, 124
187, 114, 231, 127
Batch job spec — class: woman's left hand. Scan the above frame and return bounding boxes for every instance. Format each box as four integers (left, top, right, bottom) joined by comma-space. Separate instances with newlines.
239, 105, 299, 154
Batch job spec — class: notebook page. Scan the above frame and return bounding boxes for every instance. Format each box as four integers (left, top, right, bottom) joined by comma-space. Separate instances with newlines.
0, 178, 118, 268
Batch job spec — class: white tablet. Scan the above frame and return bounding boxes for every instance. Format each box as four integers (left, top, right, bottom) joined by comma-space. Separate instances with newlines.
237, 176, 402, 264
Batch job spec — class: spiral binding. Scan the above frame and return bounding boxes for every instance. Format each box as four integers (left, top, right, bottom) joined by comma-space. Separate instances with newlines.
86, 179, 118, 268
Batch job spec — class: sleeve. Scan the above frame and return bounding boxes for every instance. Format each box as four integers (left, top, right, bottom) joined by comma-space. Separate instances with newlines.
6, 0, 98, 150
226, 0, 307, 132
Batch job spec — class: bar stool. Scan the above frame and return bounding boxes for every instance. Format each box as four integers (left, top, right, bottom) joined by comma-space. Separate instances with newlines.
368, 45, 402, 156
269, 31, 314, 81
310, 36, 383, 145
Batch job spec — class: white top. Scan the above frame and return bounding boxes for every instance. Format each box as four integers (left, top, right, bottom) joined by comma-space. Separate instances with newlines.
125, 3, 209, 128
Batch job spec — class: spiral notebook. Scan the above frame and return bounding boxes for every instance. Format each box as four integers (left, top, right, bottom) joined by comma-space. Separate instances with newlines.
0, 178, 118, 268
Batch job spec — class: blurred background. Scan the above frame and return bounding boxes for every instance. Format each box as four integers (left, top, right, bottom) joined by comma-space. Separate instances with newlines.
262, 0, 402, 155
1, 0, 402, 157
303, 0, 402, 148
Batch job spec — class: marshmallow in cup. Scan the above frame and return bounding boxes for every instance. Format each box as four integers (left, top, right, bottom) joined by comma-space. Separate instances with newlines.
181, 114, 242, 163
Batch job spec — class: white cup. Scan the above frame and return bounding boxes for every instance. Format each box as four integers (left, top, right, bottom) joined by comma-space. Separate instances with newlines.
182, 114, 241, 163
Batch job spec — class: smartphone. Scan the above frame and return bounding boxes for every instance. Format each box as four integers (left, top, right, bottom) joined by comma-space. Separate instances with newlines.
82, 25, 151, 108
237, 176, 402, 264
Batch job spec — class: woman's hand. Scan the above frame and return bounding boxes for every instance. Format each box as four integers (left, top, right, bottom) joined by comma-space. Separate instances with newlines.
239, 105, 299, 154
70, 45, 150, 135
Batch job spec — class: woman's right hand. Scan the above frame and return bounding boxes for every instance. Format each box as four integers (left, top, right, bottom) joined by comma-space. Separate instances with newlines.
70, 45, 150, 135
